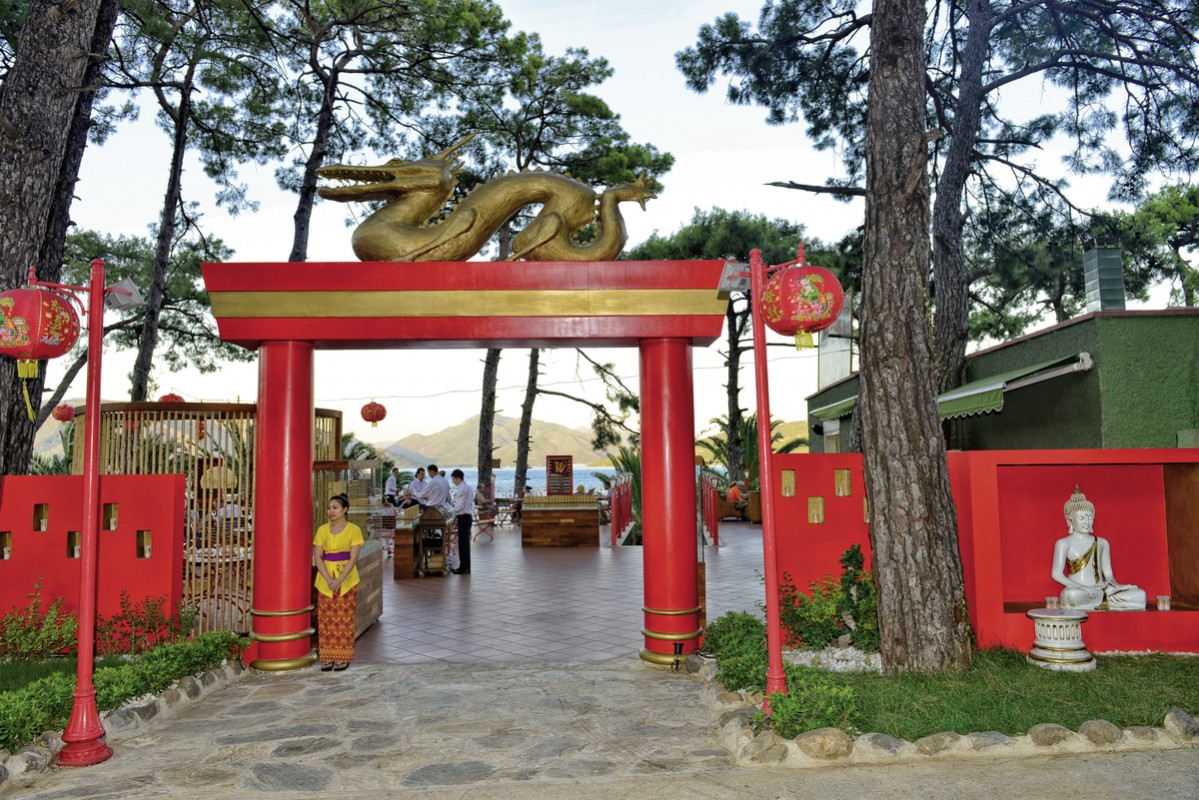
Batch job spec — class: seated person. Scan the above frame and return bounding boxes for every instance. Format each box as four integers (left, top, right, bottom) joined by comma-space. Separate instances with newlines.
726, 481, 748, 511
399, 467, 426, 509
1050, 486, 1146, 611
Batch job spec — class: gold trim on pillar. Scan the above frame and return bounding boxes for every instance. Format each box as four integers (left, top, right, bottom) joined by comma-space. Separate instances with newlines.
250, 627, 315, 643
250, 605, 314, 617
641, 606, 701, 616
640, 649, 687, 666
250, 653, 317, 671
641, 627, 704, 642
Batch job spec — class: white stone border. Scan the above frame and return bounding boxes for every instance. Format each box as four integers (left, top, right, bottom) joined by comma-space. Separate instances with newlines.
0, 659, 248, 794
684, 653, 1199, 767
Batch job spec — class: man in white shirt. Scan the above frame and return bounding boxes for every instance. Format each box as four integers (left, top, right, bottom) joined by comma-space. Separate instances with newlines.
449, 468, 475, 574
422, 464, 451, 509
403, 467, 427, 509
384, 468, 400, 507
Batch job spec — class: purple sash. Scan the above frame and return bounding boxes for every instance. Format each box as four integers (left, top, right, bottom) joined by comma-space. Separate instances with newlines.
323, 552, 351, 562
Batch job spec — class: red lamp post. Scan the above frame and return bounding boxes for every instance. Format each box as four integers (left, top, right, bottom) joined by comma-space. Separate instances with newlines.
1, 261, 140, 767
748, 244, 846, 711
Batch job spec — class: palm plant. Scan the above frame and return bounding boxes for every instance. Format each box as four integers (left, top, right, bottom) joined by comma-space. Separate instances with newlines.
697, 413, 806, 491
606, 444, 642, 544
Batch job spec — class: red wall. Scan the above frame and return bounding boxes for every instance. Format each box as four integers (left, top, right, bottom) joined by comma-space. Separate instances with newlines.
0, 475, 185, 620
767, 449, 1199, 653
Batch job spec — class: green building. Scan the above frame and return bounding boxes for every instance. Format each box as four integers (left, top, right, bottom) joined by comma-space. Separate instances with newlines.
806, 309, 1199, 452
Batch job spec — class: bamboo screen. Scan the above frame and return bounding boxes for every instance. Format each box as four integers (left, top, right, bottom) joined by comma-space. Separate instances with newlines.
70, 403, 343, 635
313, 460, 383, 543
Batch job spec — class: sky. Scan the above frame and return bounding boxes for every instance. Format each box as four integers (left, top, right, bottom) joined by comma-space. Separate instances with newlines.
53, 0, 1161, 447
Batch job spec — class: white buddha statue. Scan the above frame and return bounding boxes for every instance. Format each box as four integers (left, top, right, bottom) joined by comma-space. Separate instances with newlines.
1051, 486, 1146, 611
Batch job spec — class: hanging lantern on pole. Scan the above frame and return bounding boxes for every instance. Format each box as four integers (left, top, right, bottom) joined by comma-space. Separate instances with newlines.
361, 400, 387, 428
760, 244, 844, 349
52, 404, 76, 423
0, 281, 81, 420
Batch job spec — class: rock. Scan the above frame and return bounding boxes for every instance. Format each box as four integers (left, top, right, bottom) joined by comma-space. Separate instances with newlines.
969, 731, 1015, 750
15, 746, 51, 772
684, 654, 706, 674
542, 760, 618, 779
855, 732, 905, 757
718, 707, 757, 728
131, 699, 160, 722
1078, 719, 1123, 745
160, 688, 183, 709
915, 731, 962, 756
1125, 726, 1161, 743
179, 676, 202, 699
270, 737, 340, 757
36, 730, 63, 752
104, 708, 139, 733
716, 690, 744, 705
402, 761, 496, 786
248, 762, 333, 791
1164, 708, 1199, 740
200, 670, 218, 687
1028, 723, 1075, 746
794, 727, 853, 760
835, 634, 853, 648
0, 764, 8, 785
742, 731, 788, 764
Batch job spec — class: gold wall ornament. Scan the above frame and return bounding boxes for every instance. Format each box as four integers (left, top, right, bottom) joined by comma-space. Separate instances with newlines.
317, 133, 656, 262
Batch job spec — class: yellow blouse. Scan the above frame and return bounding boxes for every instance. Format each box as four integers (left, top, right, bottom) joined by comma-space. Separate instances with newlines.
313, 522, 364, 597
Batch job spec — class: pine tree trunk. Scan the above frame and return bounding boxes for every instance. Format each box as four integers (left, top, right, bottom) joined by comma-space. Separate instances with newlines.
724, 301, 746, 482
931, 0, 991, 393
131, 77, 193, 401
859, 0, 972, 672
514, 348, 539, 497
0, 0, 104, 476
289, 68, 339, 262
475, 348, 501, 499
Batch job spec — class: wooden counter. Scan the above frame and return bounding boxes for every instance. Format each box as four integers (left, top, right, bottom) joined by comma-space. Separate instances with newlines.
521, 497, 600, 547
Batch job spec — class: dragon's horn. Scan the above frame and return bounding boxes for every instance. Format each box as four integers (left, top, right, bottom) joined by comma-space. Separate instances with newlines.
432, 132, 478, 162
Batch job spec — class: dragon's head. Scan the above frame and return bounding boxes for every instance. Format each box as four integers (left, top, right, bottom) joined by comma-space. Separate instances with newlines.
609, 173, 657, 210
317, 133, 477, 204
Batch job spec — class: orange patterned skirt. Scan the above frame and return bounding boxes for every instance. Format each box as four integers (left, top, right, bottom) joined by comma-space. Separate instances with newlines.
316, 586, 357, 663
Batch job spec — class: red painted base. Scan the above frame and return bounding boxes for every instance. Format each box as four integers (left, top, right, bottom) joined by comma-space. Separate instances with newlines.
56, 693, 112, 767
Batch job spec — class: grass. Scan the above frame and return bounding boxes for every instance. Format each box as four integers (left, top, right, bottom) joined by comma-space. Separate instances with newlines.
0, 655, 127, 694
838, 647, 1199, 740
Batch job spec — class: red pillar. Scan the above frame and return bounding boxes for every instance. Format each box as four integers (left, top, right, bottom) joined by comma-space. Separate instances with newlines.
639, 338, 702, 665
248, 341, 316, 670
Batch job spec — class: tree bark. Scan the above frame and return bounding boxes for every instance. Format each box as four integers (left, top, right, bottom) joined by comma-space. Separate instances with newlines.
0, 0, 104, 476
513, 347, 539, 497
931, 0, 992, 393
131, 70, 193, 401
475, 347, 501, 500
859, 0, 972, 672
724, 299, 747, 482
289, 60, 341, 262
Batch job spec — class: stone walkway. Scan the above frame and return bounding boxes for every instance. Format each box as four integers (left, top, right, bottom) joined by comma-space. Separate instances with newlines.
14, 659, 1199, 799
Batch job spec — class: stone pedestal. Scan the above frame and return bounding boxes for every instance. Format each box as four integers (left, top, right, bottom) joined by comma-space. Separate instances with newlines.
1026, 607, 1095, 672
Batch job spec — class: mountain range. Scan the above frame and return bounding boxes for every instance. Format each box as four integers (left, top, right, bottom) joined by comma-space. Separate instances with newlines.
380, 415, 612, 467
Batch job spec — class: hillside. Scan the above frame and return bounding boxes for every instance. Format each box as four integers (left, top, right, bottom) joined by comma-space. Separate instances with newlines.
381, 415, 609, 467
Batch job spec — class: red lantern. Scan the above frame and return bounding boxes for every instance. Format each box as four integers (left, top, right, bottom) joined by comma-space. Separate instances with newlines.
52, 404, 76, 423
361, 400, 387, 428
159, 393, 184, 403
0, 286, 81, 420
197, 418, 206, 440
760, 249, 844, 349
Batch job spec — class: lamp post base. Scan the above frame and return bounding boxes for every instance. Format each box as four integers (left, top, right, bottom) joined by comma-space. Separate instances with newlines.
56, 692, 113, 767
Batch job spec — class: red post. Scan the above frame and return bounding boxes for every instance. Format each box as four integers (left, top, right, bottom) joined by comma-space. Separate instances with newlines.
248, 341, 316, 670
57, 259, 113, 766
638, 338, 702, 664
749, 248, 789, 701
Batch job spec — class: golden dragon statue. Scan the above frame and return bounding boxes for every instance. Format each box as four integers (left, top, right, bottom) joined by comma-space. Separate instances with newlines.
316, 133, 656, 262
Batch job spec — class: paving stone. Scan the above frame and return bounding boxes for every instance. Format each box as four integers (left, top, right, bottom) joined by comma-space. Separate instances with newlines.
541, 759, 619, 778
402, 760, 497, 786
346, 719, 390, 733
215, 724, 338, 746
718, 706, 756, 728
245, 762, 332, 792
915, 731, 962, 756
742, 730, 787, 763
969, 731, 1015, 750
1164, 708, 1199, 740
794, 727, 853, 760
519, 736, 585, 759
350, 734, 401, 752
270, 737, 341, 757
1078, 719, 1123, 745
1028, 723, 1075, 746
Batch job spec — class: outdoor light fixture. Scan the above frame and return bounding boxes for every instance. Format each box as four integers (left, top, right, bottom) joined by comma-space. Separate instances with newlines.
716, 261, 750, 293
103, 277, 145, 311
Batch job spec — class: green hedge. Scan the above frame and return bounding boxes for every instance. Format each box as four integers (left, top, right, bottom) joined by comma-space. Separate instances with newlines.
0, 632, 242, 753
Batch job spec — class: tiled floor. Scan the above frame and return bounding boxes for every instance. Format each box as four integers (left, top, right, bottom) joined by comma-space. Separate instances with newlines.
355, 522, 765, 664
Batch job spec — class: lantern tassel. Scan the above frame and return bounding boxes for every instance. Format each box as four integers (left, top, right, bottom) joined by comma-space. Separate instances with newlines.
794, 332, 814, 349
18, 360, 38, 421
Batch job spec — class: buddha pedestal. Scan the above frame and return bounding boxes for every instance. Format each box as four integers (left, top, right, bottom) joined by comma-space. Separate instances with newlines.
1026, 607, 1095, 672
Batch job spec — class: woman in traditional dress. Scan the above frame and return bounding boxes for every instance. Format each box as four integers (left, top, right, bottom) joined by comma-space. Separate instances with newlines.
313, 493, 363, 670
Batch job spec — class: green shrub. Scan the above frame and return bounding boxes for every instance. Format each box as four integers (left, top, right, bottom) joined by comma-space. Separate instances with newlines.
0, 631, 242, 752
754, 667, 863, 738
704, 611, 765, 658
0, 575, 78, 660
96, 592, 196, 655
774, 546, 880, 652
